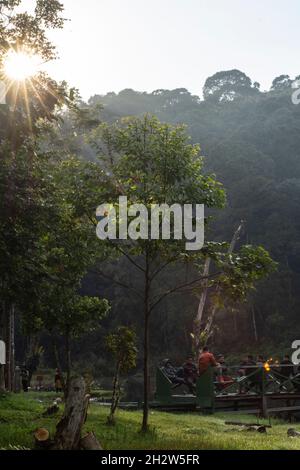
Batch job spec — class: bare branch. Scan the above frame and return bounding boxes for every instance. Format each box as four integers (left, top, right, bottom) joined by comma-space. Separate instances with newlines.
149, 256, 180, 282
115, 245, 145, 273
92, 268, 143, 299
149, 271, 221, 314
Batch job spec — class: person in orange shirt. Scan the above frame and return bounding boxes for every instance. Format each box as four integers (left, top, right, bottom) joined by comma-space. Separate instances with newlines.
198, 346, 218, 376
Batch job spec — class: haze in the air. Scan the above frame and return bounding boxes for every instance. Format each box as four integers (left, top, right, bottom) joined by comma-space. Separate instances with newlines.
34, 0, 300, 99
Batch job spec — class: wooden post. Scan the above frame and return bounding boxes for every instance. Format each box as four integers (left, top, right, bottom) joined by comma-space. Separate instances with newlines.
261, 368, 268, 418
14, 365, 21, 393
0, 340, 5, 391
10, 305, 15, 391
4, 305, 15, 392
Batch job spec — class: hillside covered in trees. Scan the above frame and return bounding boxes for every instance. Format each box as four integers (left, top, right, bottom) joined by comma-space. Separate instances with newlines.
36, 69, 300, 373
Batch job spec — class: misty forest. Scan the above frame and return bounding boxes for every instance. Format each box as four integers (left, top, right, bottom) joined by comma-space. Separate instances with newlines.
1, 0, 300, 452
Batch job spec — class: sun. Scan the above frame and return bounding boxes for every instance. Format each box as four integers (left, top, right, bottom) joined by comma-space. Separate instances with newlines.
3, 50, 40, 81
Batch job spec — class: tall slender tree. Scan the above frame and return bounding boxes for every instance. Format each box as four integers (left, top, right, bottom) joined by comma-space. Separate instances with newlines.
86, 115, 275, 431
0, 0, 71, 389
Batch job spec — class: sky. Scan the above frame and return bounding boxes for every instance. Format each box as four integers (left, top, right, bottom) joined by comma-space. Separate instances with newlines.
32, 0, 300, 100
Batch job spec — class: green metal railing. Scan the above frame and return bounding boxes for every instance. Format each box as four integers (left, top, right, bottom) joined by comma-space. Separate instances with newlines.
154, 364, 300, 415
215, 364, 300, 396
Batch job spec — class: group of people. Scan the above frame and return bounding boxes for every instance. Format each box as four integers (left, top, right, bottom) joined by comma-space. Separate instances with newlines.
237, 354, 299, 393
161, 357, 198, 394
161, 346, 229, 394
161, 348, 300, 395
19, 366, 63, 393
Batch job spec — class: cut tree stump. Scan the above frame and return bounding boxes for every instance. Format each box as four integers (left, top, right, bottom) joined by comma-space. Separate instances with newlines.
34, 428, 52, 449
53, 377, 90, 450
80, 432, 102, 450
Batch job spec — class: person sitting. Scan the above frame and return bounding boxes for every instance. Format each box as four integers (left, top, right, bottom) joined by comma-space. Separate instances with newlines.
292, 363, 300, 391
238, 356, 248, 376
215, 354, 233, 391
238, 356, 249, 394
267, 355, 293, 391
21, 365, 29, 393
54, 369, 63, 393
280, 355, 294, 379
161, 359, 185, 388
253, 355, 266, 393
198, 346, 217, 376
216, 354, 228, 375
256, 355, 265, 366
243, 355, 260, 393
182, 356, 197, 394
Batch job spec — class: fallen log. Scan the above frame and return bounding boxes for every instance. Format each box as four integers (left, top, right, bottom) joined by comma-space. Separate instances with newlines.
225, 425, 267, 433
225, 421, 272, 428
80, 432, 102, 450
246, 425, 267, 433
225, 425, 267, 434
287, 428, 300, 437
42, 404, 59, 417
53, 376, 90, 450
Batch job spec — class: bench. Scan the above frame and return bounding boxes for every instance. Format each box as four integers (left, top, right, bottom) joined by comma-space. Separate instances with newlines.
155, 366, 215, 412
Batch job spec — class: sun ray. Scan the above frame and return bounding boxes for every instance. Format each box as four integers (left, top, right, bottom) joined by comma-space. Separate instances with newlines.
1, 47, 60, 128
3, 50, 41, 82
22, 80, 33, 133
27, 76, 50, 116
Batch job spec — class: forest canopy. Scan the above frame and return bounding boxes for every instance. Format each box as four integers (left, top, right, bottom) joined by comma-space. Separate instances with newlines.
55, 68, 300, 362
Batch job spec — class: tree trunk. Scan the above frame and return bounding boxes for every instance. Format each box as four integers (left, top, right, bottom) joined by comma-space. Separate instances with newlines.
52, 337, 66, 394
252, 305, 258, 342
0, 301, 5, 391
199, 221, 245, 347
10, 305, 15, 391
5, 304, 15, 392
53, 376, 89, 450
0, 366, 5, 392
142, 250, 150, 433
65, 329, 71, 397
108, 361, 121, 425
194, 258, 211, 353
80, 432, 102, 450
142, 311, 149, 432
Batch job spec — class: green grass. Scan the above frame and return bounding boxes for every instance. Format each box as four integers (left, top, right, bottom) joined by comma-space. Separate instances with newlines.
1, 392, 300, 450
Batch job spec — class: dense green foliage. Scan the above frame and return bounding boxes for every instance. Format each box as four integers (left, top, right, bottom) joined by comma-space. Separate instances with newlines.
62, 70, 300, 358
0, 1, 110, 389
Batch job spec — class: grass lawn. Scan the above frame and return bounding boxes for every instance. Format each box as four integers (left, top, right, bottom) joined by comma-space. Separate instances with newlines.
0, 391, 300, 450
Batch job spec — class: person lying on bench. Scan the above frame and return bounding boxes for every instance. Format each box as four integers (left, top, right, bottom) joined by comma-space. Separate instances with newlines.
161, 359, 194, 393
